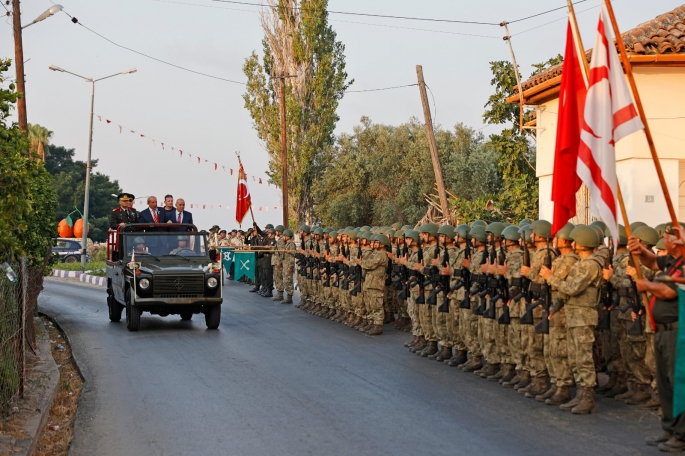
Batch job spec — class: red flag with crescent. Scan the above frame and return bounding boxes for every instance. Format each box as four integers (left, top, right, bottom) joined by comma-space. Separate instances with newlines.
236, 163, 252, 225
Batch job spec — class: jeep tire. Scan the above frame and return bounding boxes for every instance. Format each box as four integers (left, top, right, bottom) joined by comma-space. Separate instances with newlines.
204, 305, 220, 329
125, 288, 141, 331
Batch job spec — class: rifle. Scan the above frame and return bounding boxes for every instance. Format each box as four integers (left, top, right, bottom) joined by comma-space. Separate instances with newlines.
437, 238, 451, 313
323, 239, 331, 287
484, 242, 506, 320
469, 244, 488, 314
350, 242, 363, 296
520, 244, 546, 326
457, 239, 473, 309
476, 240, 496, 317
341, 240, 352, 290
424, 242, 441, 305
597, 251, 618, 331
618, 257, 643, 336
533, 240, 553, 334
305, 238, 314, 280
397, 238, 410, 300
296, 237, 306, 276
494, 245, 511, 324
410, 239, 426, 304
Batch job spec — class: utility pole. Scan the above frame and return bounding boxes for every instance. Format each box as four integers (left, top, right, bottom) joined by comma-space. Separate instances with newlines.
416, 65, 449, 219
12, 0, 28, 132
275, 74, 296, 228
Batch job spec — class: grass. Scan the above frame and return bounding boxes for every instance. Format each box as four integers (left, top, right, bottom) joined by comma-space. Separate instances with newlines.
52, 261, 106, 277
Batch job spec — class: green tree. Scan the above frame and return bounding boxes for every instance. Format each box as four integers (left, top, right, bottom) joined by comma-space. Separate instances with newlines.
243, 0, 352, 224
28, 123, 52, 160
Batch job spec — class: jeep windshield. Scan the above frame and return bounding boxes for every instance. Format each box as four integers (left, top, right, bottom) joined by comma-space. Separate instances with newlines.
122, 233, 208, 258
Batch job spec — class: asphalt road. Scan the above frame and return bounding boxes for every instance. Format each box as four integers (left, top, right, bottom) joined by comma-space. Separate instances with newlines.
40, 278, 662, 456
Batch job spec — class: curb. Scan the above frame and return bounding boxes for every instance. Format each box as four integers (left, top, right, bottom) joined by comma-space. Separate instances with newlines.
52, 270, 83, 279
79, 274, 106, 287
12, 319, 60, 456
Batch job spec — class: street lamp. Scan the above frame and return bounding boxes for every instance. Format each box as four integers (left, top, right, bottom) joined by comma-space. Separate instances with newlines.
49, 65, 137, 267
22, 5, 63, 29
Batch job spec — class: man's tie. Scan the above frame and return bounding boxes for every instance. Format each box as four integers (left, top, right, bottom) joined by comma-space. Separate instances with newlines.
153, 210, 159, 223
177, 213, 182, 223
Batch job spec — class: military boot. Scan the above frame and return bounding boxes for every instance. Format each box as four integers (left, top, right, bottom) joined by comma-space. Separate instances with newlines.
460, 355, 483, 372
334, 311, 346, 323
571, 387, 596, 414
597, 371, 618, 394
249, 285, 259, 293
525, 376, 550, 398
499, 364, 517, 384
366, 325, 383, 336
447, 350, 468, 367
272, 291, 284, 301
410, 336, 427, 353
487, 365, 506, 382
434, 346, 453, 362
420, 341, 439, 357
615, 383, 637, 402
401, 318, 413, 332
479, 363, 500, 378
626, 383, 652, 405
639, 390, 661, 410
560, 388, 584, 411
604, 373, 628, 398
353, 318, 367, 330
404, 336, 419, 348
514, 371, 531, 391
348, 314, 360, 327
658, 438, 685, 452
545, 385, 571, 405
282, 293, 293, 304
502, 370, 521, 389
536, 385, 557, 403
360, 322, 374, 333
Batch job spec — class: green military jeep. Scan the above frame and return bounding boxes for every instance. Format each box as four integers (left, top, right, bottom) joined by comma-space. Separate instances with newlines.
106, 223, 223, 331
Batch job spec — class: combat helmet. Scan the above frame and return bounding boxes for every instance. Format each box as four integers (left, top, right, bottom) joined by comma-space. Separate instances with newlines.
629, 221, 648, 231
519, 218, 532, 227
470, 226, 487, 243
275, 225, 285, 232
314, 227, 324, 236
556, 222, 575, 241
604, 225, 627, 246
391, 222, 402, 230
570, 225, 601, 248
530, 219, 553, 240
656, 238, 666, 251
502, 225, 522, 242
376, 234, 391, 246
454, 224, 470, 240
471, 220, 487, 228
404, 230, 420, 242
485, 222, 506, 238
283, 229, 294, 237
420, 223, 439, 237
633, 226, 659, 247
437, 224, 455, 239
590, 220, 607, 233
299, 225, 311, 234
360, 226, 371, 232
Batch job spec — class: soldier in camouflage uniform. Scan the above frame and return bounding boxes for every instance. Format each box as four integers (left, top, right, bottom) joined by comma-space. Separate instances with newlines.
519, 220, 557, 397
537, 223, 578, 405
458, 224, 487, 372
444, 225, 469, 367
271, 225, 286, 302
295, 225, 311, 308
280, 229, 296, 304
326, 231, 341, 320
499, 225, 525, 386
417, 224, 440, 357
428, 225, 457, 362
402, 230, 426, 352
393, 230, 412, 331
541, 225, 603, 414
485, 222, 512, 381
358, 234, 389, 336
351, 231, 368, 330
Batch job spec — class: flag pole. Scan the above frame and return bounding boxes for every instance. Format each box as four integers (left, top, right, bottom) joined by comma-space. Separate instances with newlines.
235, 151, 256, 226
604, 0, 685, 253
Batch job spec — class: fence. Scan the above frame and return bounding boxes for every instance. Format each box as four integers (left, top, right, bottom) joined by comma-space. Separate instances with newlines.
0, 257, 27, 413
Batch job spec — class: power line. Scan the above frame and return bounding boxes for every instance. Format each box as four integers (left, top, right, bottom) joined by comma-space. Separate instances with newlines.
212, 0, 501, 25
346, 83, 417, 93
512, 3, 601, 37
508, 0, 588, 24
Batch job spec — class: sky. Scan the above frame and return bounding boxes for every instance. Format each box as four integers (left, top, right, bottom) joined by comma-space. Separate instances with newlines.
1, 0, 681, 231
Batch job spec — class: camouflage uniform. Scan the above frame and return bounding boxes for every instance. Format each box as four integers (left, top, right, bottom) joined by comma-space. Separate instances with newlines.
348, 243, 365, 319
493, 245, 512, 366
478, 246, 499, 366
524, 244, 557, 379
548, 255, 603, 388
361, 247, 388, 326
406, 247, 423, 337
282, 239, 296, 296
545, 252, 579, 387
447, 244, 466, 352
328, 242, 340, 313
462, 248, 485, 358
432, 244, 451, 350
272, 235, 286, 294
297, 236, 310, 302
421, 243, 438, 343
505, 248, 525, 372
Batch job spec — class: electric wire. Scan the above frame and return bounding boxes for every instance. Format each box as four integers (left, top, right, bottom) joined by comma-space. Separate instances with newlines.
507, 0, 588, 24
346, 83, 417, 93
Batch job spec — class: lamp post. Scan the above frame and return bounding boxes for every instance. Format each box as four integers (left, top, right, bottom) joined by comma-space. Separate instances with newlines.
13, 3, 64, 132
49, 65, 137, 267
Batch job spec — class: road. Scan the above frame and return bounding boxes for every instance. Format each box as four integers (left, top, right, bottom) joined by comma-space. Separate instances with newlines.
40, 278, 661, 456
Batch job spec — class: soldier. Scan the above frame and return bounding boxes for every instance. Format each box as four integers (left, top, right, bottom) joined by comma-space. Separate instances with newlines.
629, 225, 685, 450
458, 225, 487, 372
295, 225, 311, 308
324, 230, 341, 320
272, 225, 286, 302
353, 231, 372, 330
427, 225, 457, 362
346, 231, 365, 329
540, 225, 603, 414
109, 193, 139, 230
259, 226, 276, 298
357, 234, 389, 336
498, 225, 524, 386
335, 230, 353, 324
417, 224, 440, 357
537, 223, 578, 405
402, 230, 426, 352
280, 229, 296, 304
392, 230, 412, 331
519, 219, 557, 398
444, 225, 470, 368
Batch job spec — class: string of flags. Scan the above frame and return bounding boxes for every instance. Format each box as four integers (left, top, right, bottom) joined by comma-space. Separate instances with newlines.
94, 114, 278, 188
132, 198, 280, 213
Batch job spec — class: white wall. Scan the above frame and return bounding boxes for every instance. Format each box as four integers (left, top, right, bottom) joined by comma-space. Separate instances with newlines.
535, 66, 685, 224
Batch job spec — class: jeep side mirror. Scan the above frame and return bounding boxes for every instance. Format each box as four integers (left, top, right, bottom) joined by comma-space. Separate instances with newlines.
208, 249, 217, 260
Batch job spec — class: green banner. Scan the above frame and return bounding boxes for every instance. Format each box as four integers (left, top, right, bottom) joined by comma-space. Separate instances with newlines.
234, 252, 256, 282
218, 247, 234, 274
674, 286, 685, 417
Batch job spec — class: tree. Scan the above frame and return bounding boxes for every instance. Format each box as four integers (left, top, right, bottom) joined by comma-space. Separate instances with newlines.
243, 0, 352, 224
28, 123, 52, 160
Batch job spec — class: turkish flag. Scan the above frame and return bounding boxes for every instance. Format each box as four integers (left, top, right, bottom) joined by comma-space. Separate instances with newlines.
551, 18, 587, 235
236, 163, 252, 226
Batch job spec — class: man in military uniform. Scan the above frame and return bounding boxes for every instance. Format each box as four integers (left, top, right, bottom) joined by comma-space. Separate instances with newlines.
519, 219, 557, 397
541, 225, 603, 414
444, 225, 470, 367
109, 193, 139, 230
295, 225, 312, 308
346, 231, 365, 328
358, 234, 389, 336
401, 230, 425, 351
272, 225, 286, 302
417, 224, 439, 357
497, 225, 524, 385
280, 229, 296, 304
260, 226, 276, 298
537, 223, 578, 405
432, 225, 462, 363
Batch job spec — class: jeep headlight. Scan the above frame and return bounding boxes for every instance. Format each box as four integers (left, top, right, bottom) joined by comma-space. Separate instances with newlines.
139, 278, 150, 289
207, 277, 218, 288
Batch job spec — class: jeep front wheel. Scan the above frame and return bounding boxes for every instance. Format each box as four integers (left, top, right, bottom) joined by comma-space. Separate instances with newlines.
125, 288, 141, 331
204, 305, 220, 329
108, 295, 123, 322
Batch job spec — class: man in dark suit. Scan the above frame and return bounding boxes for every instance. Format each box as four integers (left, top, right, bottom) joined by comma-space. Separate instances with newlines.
163, 194, 175, 219
139, 196, 168, 224
169, 199, 193, 232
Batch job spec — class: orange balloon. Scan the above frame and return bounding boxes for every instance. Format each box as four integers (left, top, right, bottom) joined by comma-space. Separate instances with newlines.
72, 219, 90, 238
57, 219, 73, 238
